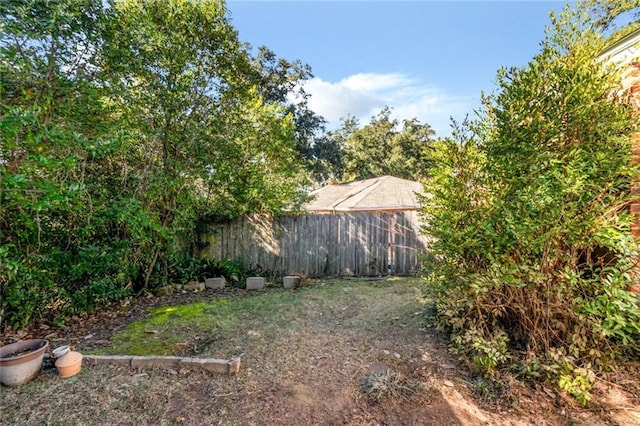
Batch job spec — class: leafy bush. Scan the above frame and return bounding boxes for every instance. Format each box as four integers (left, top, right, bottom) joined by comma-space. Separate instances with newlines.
422, 2, 640, 402
219, 259, 254, 287
167, 253, 207, 284
164, 253, 254, 287
1, 0, 309, 329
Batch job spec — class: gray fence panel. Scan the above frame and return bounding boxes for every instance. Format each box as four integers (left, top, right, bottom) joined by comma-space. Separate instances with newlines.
202, 211, 428, 277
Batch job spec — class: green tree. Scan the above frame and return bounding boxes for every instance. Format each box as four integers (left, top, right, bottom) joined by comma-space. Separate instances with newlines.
252, 47, 341, 185
339, 107, 435, 182
590, 0, 640, 31
1, 0, 139, 327
101, 0, 306, 287
307, 132, 345, 184
0, 0, 308, 328
422, 1, 639, 401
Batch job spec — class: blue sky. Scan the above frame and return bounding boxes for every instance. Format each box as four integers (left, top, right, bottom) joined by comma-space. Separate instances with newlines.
228, 1, 568, 136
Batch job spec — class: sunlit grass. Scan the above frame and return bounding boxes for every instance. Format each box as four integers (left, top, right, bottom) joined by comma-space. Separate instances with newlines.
94, 277, 425, 356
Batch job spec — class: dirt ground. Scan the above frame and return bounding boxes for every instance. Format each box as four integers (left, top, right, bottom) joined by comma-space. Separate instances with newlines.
1, 277, 640, 425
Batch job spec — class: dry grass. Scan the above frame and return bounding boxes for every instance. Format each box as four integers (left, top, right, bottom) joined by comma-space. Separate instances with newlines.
1, 277, 439, 425
359, 370, 424, 403
2, 277, 638, 425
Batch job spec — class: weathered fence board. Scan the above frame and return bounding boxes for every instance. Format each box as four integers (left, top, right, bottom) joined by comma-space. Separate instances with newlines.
201, 211, 429, 277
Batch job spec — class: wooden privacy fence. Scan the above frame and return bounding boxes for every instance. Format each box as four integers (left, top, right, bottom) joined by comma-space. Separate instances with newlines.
201, 211, 429, 277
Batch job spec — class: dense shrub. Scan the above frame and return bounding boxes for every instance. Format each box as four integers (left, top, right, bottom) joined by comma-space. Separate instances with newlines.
422, 4, 640, 403
1, 0, 306, 329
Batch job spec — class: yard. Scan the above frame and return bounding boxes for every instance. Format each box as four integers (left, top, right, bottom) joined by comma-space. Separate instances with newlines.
1, 277, 639, 425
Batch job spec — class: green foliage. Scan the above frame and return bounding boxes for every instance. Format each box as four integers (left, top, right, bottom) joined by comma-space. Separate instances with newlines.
219, 259, 252, 287
589, 0, 640, 31
1, 0, 310, 329
102, 0, 307, 287
336, 107, 435, 182
164, 254, 251, 285
1, 0, 140, 327
167, 253, 207, 283
558, 368, 596, 405
422, 1, 640, 403
453, 328, 511, 378
252, 47, 338, 185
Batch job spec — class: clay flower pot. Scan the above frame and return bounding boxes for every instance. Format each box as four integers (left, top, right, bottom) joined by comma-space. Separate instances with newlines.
628, 284, 640, 293
55, 351, 83, 378
0, 339, 49, 387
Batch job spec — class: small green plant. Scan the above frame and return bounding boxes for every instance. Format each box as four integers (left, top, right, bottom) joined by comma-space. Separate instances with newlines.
517, 353, 542, 379
466, 376, 509, 402
453, 327, 511, 378
220, 259, 251, 287
558, 368, 596, 405
168, 253, 206, 283
198, 258, 224, 280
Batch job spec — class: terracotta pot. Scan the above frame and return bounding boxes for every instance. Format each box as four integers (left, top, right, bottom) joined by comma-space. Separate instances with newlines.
0, 339, 49, 387
628, 284, 640, 293
55, 351, 83, 378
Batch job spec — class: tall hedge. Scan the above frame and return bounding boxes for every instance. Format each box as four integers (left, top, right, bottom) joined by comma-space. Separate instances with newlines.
422, 4, 640, 403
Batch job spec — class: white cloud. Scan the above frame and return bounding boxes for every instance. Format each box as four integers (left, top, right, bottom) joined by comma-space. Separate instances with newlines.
340, 73, 411, 92
302, 78, 379, 123
301, 73, 475, 137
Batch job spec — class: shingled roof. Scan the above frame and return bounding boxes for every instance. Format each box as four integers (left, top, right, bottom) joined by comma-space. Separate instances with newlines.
302, 175, 424, 213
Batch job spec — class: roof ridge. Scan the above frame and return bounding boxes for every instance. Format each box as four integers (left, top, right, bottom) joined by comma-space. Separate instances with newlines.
336, 178, 386, 210
331, 177, 382, 210
301, 175, 425, 212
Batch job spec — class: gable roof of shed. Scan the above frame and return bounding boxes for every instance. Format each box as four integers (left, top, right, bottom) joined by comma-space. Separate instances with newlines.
302, 175, 424, 213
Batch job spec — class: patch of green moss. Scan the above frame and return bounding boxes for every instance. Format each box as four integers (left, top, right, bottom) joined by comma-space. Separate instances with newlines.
90, 278, 423, 356
94, 293, 301, 356
93, 299, 231, 356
